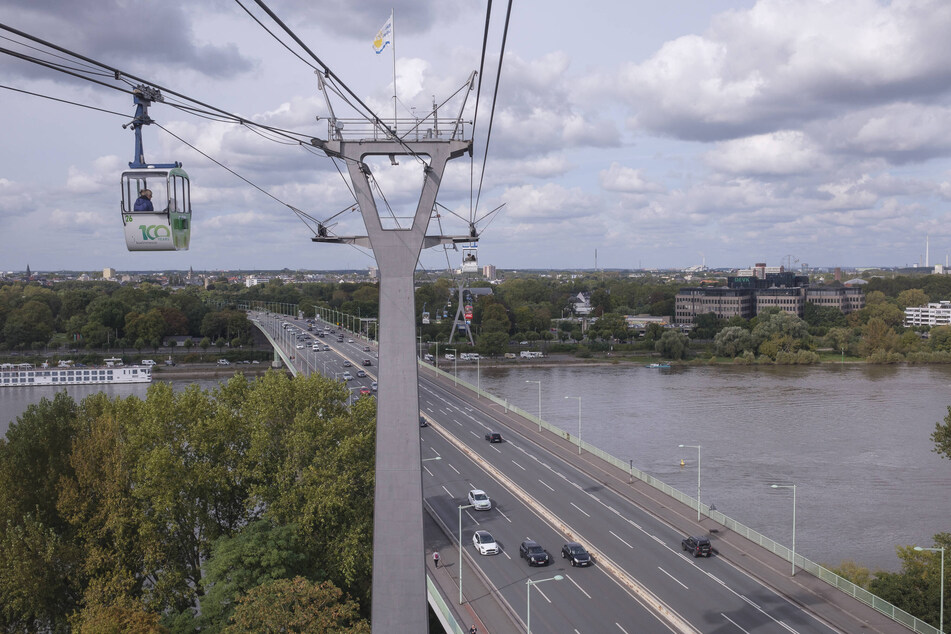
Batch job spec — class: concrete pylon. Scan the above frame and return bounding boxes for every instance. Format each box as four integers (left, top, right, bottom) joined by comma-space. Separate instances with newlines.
318, 136, 471, 632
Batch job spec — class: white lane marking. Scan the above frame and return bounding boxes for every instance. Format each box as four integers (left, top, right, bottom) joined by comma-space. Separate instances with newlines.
539, 479, 555, 492
511, 460, 526, 471
610, 531, 634, 548
534, 585, 554, 604
423, 465, 434, 477
465, 510, 480, 524
565, 574, 592, 599
448, 463, 460, 475
496, 508, 513, 523
442, 486, 453, 497
570, 502, 590, 517
501, 550, 512, 560
491, 445, 502, 454
721, 614, 751, 634
469, 430, 480, 439
657, 566, 688, 590
616, 624, 631, 634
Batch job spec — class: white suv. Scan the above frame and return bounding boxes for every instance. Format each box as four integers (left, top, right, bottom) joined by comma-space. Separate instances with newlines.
472, 530, 499, 555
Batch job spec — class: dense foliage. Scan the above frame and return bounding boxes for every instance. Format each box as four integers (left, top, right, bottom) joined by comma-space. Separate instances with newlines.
0, 372, 374, 632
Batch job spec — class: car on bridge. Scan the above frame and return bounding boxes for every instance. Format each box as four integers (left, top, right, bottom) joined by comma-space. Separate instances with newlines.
682, 536, 712, 557
342, 360, 352, 367
467, 489, 491, 511
342, 371, 353, 381
561, 542, 593, 567
485, 432, 503, 443
519, 540, 550, 566
359, 387, 371, 396
356, 370, 366, 378
472, 530, 499, 556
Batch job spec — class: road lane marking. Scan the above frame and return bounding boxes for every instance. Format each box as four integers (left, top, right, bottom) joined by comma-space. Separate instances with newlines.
539, 479, 555, 491
570, 502, 590, 517
511, 460, 526, 470
442, 486, 453, 497
565, 574, 592, 599
496, 508, 513, 523
616, 624, 630, 634
534, 585, 554, 604
657, 567, 688, 590
469, 430, 480, 438
721, 614, 751, 634
610, 531, 634, 548
448, 463, 460, 475
423, 466, 434, 477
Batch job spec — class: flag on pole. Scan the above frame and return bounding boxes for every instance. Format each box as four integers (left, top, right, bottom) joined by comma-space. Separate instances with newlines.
372, 12, 393, 54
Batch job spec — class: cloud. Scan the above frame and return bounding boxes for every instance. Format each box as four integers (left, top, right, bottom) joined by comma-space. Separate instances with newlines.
705, 130, 830, 176
599, 163, 665, 193
609, 0, 951, 141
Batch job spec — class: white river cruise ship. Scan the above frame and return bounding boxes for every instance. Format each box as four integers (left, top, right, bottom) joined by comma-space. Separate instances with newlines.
0, 358, 152, 387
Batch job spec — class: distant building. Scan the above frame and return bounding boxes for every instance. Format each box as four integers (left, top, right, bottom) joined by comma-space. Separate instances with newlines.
103, 267, 117, 280
571, 292, 594, 316
675, 287, 755, 324
245, 276, 270, 287
482, 264, 497, 280
905, 301, 951, 327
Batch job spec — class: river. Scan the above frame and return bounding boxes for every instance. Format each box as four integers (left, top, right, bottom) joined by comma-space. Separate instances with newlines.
3, 364, 949, 573
455, 362, 951, 573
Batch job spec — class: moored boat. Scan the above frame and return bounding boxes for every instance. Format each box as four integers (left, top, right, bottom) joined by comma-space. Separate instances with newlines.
0, 360, 152, 387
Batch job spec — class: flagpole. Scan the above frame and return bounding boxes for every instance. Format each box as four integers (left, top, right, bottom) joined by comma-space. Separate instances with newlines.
391, 8, 397, 133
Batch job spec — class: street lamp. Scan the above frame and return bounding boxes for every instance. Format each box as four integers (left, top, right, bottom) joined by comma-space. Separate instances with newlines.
771, 484, 797, 576
458, 504, 474, 605
526, 380, 541, 431
526, 575, 564, 633
447, 348, 457, 386
914, 545, 945, 633
679, 444, 701, 521
565, 396, 581, 454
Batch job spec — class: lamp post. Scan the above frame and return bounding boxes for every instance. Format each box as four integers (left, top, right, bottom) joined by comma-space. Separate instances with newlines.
458, 504, 474, 605
447, 348, 457, 386
417, 334, 423, 360
771, 483, 797, 576
526, 575, 564, 633
565, 396, 581, 454
914, 545, 945, 633
526, 380, 541, 431
679, 444, 701, 521
476, 354, 481, 397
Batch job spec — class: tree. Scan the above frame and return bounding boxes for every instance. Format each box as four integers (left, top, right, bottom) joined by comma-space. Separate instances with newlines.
929, 326, 951, 353
477, 331, 509, 356
869, 534, 951, 630
223, 578, 369, 633
655, 330, 689, 360
859, 318, 901, 356
896, 288, 929, 310
714, 326, 753, 357
689, 312, 723, 340
933, 406, 951, 460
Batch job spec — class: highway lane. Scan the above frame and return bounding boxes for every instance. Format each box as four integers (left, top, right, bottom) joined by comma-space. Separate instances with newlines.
421, 417, 678, 634
419, 374, 843, 634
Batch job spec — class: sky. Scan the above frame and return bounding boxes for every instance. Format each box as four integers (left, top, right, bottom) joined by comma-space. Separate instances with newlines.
2, 0, 951, 274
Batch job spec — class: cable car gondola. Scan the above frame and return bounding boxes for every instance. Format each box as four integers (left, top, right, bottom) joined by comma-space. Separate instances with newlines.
119, 85, 191, 251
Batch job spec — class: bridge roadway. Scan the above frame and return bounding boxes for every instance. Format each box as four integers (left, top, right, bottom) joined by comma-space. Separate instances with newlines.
253, 312, 905, 633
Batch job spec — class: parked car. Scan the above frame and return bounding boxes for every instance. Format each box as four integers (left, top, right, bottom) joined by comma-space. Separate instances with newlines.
561, 542, 593, 567
217, 359, 231, 366
485, 432, 503, 443
519, 540, 550, 566
682, 536, 712, 557
472, 530, 499, 555
467, 489, 491, 511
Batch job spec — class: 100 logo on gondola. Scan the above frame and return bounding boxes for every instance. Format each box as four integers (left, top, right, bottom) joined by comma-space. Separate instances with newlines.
137, 224, 171, 241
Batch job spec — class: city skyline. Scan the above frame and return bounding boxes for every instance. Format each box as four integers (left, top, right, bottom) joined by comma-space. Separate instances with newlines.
2, 1, 951, 272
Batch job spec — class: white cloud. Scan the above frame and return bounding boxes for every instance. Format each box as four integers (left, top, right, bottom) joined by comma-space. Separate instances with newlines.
705, 130, 829, 176
599, 163, 665, 193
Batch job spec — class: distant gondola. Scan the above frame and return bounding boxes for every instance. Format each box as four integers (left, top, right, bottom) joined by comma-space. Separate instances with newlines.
119, 85, 192, 251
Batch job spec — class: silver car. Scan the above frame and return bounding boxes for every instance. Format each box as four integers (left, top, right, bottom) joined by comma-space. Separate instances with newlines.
472, 530, 499, 555
467, 489, 491, 511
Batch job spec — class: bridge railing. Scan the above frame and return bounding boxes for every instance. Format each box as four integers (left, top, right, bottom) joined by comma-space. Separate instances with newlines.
424, 362, 940, 634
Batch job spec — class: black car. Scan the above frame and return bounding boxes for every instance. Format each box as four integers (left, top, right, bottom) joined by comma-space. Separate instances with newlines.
561, 542, 593, 567
485, 432, 503, 443
519, 540, 550, 566
419, 416, 428, 428
362, 359, 372, 366
682, 536, 712, 557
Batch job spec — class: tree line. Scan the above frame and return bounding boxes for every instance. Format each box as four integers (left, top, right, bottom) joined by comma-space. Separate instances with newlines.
0, 372, 374, 632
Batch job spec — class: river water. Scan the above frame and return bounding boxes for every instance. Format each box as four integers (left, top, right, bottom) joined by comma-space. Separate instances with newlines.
455, 362, 951, 573
3, 365, 950, 572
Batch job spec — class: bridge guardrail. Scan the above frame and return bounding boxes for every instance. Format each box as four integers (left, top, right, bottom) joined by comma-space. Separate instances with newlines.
422, 361, 939, 634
